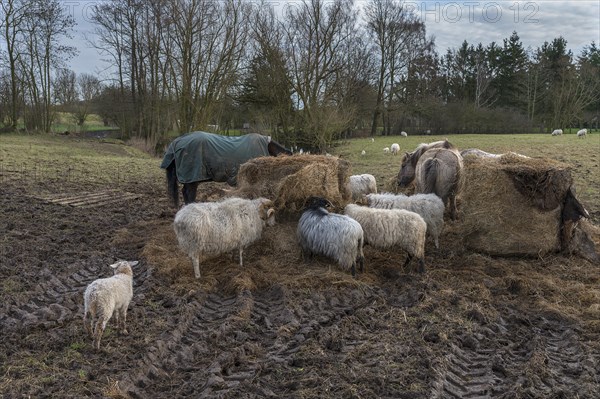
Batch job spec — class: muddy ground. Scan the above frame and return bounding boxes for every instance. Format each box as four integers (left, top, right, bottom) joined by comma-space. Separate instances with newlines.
1, 139, 600, 398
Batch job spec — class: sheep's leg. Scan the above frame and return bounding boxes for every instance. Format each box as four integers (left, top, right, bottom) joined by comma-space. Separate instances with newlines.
120, 308, 128, 335
84, 311, 93, 337
417, 258, 426, 273
301, 248, 312, 263
351, 262, 356, 277
93, 318, 108, 350
192, 256, 201, 279
403, 254, 413, 270
434, 236, 440, 249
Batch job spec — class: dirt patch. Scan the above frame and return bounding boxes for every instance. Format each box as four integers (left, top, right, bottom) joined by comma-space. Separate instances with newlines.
1, 138, 600, 398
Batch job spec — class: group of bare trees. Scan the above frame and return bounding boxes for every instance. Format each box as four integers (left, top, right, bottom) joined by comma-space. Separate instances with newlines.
1, 0, 599, 147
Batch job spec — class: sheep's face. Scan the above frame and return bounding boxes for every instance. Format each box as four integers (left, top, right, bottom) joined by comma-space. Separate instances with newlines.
110, 260, 138, 276
258, 200, 276, 227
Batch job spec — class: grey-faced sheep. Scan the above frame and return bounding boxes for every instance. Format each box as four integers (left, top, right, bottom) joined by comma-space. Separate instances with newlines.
391, 143, 400, 155
348, 174, 377, 202
83, 260, 138, 350
174, 197, 276, 278
297, 197, 365, 276
344, 204, 427, 273
366, 192, 444, 249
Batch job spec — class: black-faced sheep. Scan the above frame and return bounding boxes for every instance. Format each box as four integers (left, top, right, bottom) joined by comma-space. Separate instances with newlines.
348, 174, 377, 202
83, 260, 138, 350
174, 197, 276, 278
297, 197, 365, 276
366, 192, 444, 249
344, 204, 427, 273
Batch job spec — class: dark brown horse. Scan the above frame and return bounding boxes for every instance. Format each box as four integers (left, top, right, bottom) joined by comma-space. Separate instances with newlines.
398, 140, 463, 219
161, 132, 291, 206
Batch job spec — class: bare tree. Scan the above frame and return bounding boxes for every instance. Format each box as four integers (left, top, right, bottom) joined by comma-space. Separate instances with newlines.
364, 0, 431, 136
283, 0, 359, 150
53, 68, 77, 106
18, 0, 77, 132
70, 73, 103, 127
0, 0, 27, 129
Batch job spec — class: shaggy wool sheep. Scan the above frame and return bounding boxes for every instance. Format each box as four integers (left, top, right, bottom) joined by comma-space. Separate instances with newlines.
297, 197, 365, 276
366, 192, 444, 249
391, 143, 400, 155
348, 174, 377, 202
174, 197, 276, 278
84, 260, 138, 350
344, 204, 427, 273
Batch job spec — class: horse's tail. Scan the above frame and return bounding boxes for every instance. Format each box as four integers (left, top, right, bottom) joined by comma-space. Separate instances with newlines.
166, 161, 179, 208
422, 158, 439, 196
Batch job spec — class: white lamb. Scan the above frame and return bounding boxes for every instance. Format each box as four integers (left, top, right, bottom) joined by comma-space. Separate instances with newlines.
174, 197, 276, 278
344, 204, 427, 273
361, 150, 366, 156
383, 147, 390, 153
401, 131, 408, 137
348, 174, 377, 202
366, 192, 444, 249
84, 260, 138, 350
391, 143, 400, 155
551, 129, 563, 136
577, 129, 587, 138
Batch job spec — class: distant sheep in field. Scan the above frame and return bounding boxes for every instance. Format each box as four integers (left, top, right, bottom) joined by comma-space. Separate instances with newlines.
371, 138, 375, 142
174, 197, 276, 278
551, 129, 563, 136
297, 197, 365, 276
401, 131, 408, 137
391, 143, 400, 155
383, 147, 390, 153
348, 174, 377, 202
366, 193, 444, 249
84, 260, 138, 350
460, 148, 530, 160
361, 150, 366, 156
344, 204, 427, 273
577, 129, 587, 138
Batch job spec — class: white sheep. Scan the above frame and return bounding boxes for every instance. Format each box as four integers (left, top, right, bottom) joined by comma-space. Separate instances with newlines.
344, 204, 427, 273
391, 143, 400, 155
401, 131, 408, 137
297, 197, 365, 276
551, 129, 563, 136
577, 129, 587, 138
366, 192, 444, 249
371, 138, 375, 142
83, 260, 138, 350
348, 174, 377, 202
361, 150, 366, 156
174, 197, 276, 278
383, 147, 390, 153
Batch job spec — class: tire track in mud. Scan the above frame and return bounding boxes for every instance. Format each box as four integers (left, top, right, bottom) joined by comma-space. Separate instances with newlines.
0, 260, 152, 334
123, 285, 375, 398
431, 312, 597, 398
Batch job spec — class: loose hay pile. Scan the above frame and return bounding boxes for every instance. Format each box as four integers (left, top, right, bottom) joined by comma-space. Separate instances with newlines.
460, 153, 587, 257
232, 154, 352, 213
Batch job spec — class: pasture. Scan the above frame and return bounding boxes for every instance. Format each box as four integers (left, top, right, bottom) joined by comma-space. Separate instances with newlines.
0, 132, 599, 398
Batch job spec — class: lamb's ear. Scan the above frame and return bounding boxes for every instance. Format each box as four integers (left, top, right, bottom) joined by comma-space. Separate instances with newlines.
128, 261, 139, 267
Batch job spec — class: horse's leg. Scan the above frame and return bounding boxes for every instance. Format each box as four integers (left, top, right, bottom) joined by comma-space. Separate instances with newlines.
182, 182, 199, 204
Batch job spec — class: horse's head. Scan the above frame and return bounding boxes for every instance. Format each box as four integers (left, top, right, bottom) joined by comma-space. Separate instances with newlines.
268, 140, 293, 156
398, 151, 417, 187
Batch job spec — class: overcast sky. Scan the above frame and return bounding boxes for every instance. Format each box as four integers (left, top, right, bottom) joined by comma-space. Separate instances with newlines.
67, 0, 600, 77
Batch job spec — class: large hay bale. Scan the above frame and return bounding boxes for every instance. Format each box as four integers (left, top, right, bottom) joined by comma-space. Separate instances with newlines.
460, 154, 574, 257
233, 154, 352, 213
